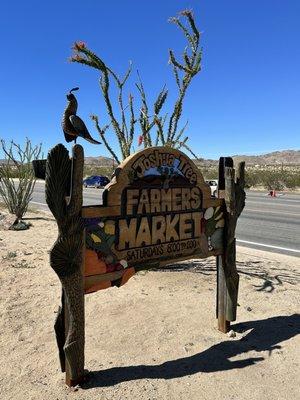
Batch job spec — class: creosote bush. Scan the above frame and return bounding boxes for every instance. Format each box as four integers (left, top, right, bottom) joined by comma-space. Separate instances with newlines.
199, 164, 300, 190
0, 138, 42, 229
83, 164, 114, 179
244, 168, 300, 190
69, 9, 202, 163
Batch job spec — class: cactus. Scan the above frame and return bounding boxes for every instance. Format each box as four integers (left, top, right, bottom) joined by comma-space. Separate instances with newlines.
0, 138, 42, 229
69, 10, 202, 162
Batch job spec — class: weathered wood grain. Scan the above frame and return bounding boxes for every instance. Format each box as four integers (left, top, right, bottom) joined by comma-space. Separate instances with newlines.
46, 144, 85, 386
217, 157, 246, 332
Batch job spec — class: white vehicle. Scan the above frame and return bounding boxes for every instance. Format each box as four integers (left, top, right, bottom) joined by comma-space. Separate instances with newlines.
205, 179, 218, 197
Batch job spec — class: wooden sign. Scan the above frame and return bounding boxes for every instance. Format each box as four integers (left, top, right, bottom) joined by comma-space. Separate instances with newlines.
82, 147, 225, 294
44, 143, 245, 387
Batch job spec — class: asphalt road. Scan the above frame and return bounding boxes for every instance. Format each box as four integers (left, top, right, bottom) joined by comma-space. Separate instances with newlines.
236, 191, 300, 257
29, 181, 300, 257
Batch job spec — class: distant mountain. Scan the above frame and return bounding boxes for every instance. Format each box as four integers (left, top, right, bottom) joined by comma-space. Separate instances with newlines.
195, 150, 300, 166
85, 156, 115, 166
0, 158, 19, 165
230, 150, 300, 165
84, 150, 300, 167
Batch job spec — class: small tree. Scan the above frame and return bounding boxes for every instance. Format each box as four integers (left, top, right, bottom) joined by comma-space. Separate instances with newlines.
69, 9, 202, 163
0, 138, 42, 229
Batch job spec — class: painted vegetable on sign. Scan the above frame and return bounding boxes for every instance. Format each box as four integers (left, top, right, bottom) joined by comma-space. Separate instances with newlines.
84, 219, 134, 293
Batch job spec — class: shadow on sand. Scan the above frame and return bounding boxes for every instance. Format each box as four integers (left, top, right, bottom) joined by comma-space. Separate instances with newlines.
83, 314, 300, 389
158, 259, 300, 293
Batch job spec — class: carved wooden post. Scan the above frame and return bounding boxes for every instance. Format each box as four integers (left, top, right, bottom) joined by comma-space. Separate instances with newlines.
45, 144, 85, 386
216, 255, 230, 333
217, 157, 245, 332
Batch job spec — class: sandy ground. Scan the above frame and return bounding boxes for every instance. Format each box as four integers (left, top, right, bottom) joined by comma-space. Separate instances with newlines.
0, 208, 299, 400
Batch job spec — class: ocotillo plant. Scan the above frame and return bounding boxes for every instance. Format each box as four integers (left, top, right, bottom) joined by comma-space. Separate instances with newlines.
0, 138, 42, 229
69, 10, 202, 164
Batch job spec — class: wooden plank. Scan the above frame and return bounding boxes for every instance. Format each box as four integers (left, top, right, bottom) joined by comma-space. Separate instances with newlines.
217, 255, 230, 333
218, 157, 233, 191
216, 157, 245, 326
46, 144, 85, 387
216, 157, 233, 333
81, 204, 121, 218
85, 270, 124, 286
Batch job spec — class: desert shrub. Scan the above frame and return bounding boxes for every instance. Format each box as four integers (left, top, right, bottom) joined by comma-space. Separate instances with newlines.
243, 168, 300, 190
0, 138, 42, 229
201, 167, 218, 180
244, 170, 261, 188
83, 165, 114, 179
282, 172, 300, 189
259, 170, 285, 191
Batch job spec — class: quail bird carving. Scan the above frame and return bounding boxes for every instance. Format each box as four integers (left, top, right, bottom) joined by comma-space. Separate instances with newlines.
62, 87, 101, 144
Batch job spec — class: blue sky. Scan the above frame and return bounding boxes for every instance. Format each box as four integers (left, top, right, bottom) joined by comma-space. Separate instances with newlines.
1, 0, 299, 160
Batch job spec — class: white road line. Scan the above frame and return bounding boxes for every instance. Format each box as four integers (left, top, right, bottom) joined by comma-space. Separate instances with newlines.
246, 198, 300, 204
246, 199, 300, 206
244, 208, 300, 217
237, 239, 300, 254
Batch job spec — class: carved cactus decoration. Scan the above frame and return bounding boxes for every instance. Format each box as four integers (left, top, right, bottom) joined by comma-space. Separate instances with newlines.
224, 161, 246, 321
45, 144, 85, 386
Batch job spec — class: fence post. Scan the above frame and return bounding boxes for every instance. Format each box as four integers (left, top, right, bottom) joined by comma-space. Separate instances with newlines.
45, 144, 85, 386
216, 157, 233, 333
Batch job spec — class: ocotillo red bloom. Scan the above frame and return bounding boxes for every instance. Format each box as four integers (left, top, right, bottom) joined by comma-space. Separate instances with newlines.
74, 41, 86, 50
138, 135, 143, 146
69, 54, 83, 62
